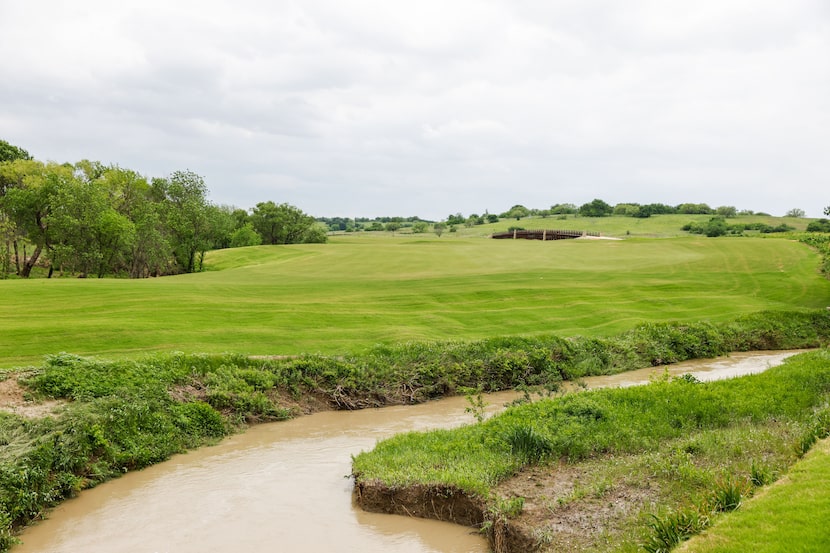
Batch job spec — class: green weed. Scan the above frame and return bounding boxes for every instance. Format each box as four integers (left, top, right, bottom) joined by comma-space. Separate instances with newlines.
463, 387, 487, 423
643, 507, 710, 553
709, 476, 749, 512
505, 426, 552, 464
749, 461, 774, 487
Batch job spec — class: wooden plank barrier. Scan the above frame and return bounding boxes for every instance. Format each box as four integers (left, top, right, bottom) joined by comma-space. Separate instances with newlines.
491, 229, 600, 240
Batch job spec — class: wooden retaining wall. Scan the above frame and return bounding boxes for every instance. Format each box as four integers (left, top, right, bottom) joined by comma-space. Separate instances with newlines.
491, 229, 599, 241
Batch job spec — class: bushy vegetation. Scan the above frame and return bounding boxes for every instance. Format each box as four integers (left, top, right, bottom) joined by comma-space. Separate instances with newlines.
0, 383, 228, 548
806, 218, 830, 233
682, 217, 795, 237
352, 311, 830, 398
799, 232, 830, 277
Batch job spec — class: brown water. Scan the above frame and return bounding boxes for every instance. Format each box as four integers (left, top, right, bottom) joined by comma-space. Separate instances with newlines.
13, 350, 806, 553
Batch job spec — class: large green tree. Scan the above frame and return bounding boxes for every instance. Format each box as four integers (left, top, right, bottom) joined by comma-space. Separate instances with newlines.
677, 203, 714, 215
0, 161, 71, 277
154, 170, 213, 273
250, 201, 323, 245
578, 198, 613, 217
0, 141, 35, 277
0, 139, 31, 164
229, 223, 262, 247
47, 170, 136, 278
97, 166, 174, 278
505, 205, 530, 220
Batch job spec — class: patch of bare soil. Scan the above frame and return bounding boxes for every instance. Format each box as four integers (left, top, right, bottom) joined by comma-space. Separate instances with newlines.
354, 460, 658, 553
169, 381, 335, 423
0, 374, 66, 418
266, 388, 333, 415
491, 462, 658, 552
168, 380, 209, 403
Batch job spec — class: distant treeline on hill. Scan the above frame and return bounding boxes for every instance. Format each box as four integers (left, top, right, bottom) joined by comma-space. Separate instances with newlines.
318, 201, 788, 232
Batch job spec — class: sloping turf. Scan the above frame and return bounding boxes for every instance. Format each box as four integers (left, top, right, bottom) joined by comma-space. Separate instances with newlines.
1, 235, 828, 367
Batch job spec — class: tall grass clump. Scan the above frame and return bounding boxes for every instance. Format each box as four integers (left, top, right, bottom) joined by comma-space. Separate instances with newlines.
505, 426, 552, 465
643, 507, 711, 553
709, 476, 750, 512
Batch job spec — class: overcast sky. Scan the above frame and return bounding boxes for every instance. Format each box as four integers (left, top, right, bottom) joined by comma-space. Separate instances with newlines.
1, 1, 827, 219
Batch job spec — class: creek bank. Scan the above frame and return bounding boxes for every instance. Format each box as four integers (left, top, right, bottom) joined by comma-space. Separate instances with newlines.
2, 309, 830, 550
10, 396, 497, 553
351, 349, 830, 553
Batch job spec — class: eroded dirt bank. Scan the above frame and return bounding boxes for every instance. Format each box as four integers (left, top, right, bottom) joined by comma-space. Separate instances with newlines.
355, 482, 486, 528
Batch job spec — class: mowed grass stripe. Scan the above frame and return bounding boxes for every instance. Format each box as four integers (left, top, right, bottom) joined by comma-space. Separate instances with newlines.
1, 236, 828, 367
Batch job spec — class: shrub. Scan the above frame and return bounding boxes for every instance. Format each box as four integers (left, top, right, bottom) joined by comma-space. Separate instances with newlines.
172, 402, 226, 438
806, 219, 830, 233
0, 509, 15, 551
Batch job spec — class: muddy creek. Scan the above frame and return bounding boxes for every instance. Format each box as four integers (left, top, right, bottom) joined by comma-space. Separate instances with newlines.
13, 350, 805, 553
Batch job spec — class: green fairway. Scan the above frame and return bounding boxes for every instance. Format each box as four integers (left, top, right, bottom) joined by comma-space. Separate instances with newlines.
1, 234, 828, 368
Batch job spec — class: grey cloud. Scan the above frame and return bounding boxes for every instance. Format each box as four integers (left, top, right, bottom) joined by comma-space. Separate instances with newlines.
0, 0, 827, 219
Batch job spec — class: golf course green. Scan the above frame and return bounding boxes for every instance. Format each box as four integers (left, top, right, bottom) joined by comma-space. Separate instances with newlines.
1, 232, 828, 368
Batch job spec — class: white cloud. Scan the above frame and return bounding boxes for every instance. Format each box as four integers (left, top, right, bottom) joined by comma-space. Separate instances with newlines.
1, 0, 827, 218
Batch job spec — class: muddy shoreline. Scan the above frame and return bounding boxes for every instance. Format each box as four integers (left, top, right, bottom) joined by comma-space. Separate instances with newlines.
353, 481, 538, 552
1, 349, 815, 552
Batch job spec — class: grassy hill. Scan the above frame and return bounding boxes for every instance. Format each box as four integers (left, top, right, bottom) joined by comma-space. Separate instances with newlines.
1, 229, 828, 368
403, 213, 813, 238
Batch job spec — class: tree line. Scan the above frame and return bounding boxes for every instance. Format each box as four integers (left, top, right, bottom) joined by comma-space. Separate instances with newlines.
4, 138, 825, 277
319, 198, 828, 238
497, 200, 764, 220
0, 140, 324, 279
